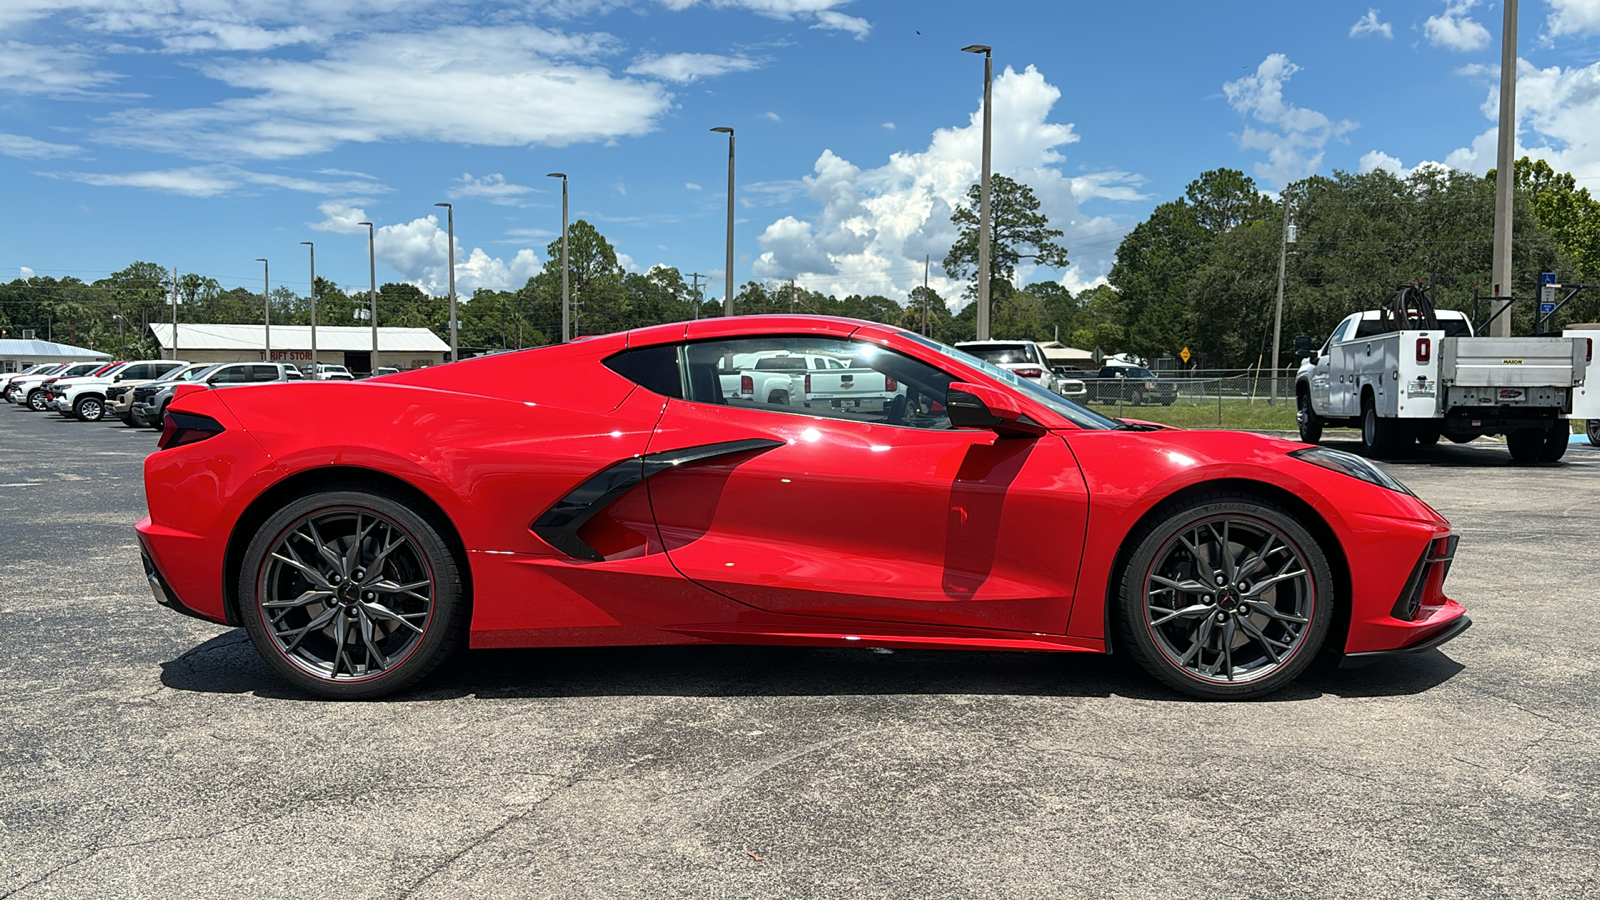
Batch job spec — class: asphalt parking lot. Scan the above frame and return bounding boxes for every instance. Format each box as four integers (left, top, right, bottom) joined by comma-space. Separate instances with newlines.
1, 407, 1596, 899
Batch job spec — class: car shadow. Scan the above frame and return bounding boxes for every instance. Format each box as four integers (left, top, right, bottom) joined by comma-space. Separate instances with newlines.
1319, 435, 1539, 468
160, 629, 1468, 704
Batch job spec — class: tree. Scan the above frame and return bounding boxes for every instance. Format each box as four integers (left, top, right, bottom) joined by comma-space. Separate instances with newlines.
1185, 168, 1274, 234
944, 174, 1071, 300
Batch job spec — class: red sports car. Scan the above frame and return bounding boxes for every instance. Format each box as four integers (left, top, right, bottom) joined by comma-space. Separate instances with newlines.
138, 315, 1468, 700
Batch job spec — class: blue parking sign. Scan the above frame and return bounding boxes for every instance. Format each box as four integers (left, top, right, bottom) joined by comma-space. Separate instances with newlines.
1542, 272, 1557, 284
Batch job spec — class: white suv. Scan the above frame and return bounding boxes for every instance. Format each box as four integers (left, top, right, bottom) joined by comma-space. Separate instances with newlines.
954, 340, 1070, 395
305, 363, 355, 381
55, 359, 189, 421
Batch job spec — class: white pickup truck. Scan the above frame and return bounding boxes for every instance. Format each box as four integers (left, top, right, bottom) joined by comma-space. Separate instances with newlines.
720, 351, 850, 407
1295, 290, 1596, 461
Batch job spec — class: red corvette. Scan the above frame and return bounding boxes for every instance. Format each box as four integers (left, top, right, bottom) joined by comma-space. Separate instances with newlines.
138, 315, 1468, 700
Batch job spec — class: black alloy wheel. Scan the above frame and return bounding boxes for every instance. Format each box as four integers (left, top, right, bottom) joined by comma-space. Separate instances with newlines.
1114, 492, 1334, 700
1587, 419, 1599, 447
238, 486, 468, 699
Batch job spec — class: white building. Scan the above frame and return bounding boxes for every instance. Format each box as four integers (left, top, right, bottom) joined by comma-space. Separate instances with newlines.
149, 324, 450, 373
0, 338, 111, 374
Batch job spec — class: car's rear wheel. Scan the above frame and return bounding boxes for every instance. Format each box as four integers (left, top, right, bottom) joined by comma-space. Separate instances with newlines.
239, 487, 467, 699
1114, 493, 1334, 700
74, 396, 104, 422
1507, 428, 1544, 463
1588, 419, 1600, 447
1295, 390, 1322, 444
1360, 395, 1402, 457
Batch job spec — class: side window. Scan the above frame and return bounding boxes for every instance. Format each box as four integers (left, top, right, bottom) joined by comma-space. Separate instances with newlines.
211, 366, 249, 384
681, 336, 954, 429
1330, 320, 1353, 344
252, 365, 281, 382
604, 345, 683, 398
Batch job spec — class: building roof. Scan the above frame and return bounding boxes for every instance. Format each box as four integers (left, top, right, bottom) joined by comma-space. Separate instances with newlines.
150, 323, 449, 353
0, 338, 111, 359
1037, 341, 1094, 363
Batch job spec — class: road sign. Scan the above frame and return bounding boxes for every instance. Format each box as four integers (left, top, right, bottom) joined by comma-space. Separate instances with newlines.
1542, 272, 1558, 285
1180, 346, 1191, 364
1541, 303, 1557, 314
1541, 284, 1558, 315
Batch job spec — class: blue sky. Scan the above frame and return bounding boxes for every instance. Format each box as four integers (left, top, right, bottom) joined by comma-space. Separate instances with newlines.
4, 1, 1599, 309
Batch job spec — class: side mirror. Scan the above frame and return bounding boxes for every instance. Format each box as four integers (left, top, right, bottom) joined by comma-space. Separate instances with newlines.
1308, 350, 1321, 365
1293, 335, 1312, 358
946, 382, 1046, 438
112, 373, 124, 382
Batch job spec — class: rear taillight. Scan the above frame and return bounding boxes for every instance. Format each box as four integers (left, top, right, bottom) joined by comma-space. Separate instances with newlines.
1587, 338, 1593, 363
159, 411, 224, 450
1415, 337, 1431, 363
885, 376, 897, 391
740, 375, 753, 394
1015, 367, 1042, 378
804, 373, 811, 392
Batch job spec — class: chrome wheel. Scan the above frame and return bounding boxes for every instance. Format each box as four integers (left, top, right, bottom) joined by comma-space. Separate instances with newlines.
256, 507, 436, 683
76, 397, 103, 421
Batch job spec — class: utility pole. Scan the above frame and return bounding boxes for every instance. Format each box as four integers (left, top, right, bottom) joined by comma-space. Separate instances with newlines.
711, 126, 735, 316
434, 203, 457, 359
688, 272, 704, 321
547, 173, 570, 341
359, 221, 377, 372
962, 44, 994, 341
924, 254, 931, 336
257, 258, 270, 360
301, 242, 316, 376
1270, 197, 1292, 405
1490, 0, 1518, 337
171, 266, 179, 361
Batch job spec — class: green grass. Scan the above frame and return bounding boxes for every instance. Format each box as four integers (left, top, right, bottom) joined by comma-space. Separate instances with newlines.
1084, 399, 1299, 431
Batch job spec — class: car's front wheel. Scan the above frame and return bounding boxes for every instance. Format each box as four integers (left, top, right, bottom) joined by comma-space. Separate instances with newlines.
1114, 493, 1334, 699
239, 487, 468, 699
26, 390, 47, 411
74, 396, 104, 421
1295, 390, 1322, 444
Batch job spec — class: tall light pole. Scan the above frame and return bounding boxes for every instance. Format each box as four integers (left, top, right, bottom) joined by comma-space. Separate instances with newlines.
359, 222, 377, 372
1490, 0, 1518, 337
1270, 197, 1295, 406
256, 258, 270, 360
434, 203, 458, 360
711, 126, 735, 316
547, 173, 570, 342
962, 44, 993, 341
300, 241, 317, 376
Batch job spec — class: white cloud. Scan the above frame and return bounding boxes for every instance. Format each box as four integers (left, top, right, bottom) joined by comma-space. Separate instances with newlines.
312, 202, 543, 294
1224, 54, 1356, 187
626, 52, 760, 82
685, 182, 702, 190
20, 266, 36, 280
764, 110, 782, 122
812, 10, 870, 39
0, 133, 83, 159
449, 172, 540, 206
0, 40, 123, 96
1358, 149, 1412, 176
45, 164, 389, 197
1424, 1, 1492, 52
1547, 0, 1600, 36
881, 122, 895, 131
1350, 9, 1393, 39
96, 25, 672, 159
752, 65, 1140, 308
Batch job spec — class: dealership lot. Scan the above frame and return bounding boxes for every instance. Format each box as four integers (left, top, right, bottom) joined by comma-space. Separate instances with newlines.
1, 408, 1596, 899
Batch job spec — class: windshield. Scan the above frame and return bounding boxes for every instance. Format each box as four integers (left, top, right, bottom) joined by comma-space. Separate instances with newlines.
906, 335, 1120, 430
960, 343, 1039, 366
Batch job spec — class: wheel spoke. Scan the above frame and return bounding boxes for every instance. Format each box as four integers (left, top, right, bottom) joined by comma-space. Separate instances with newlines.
360, 601, 426, 635
1220, 618, 1237, 680
303, 519, 346, 575
1244, 568, 1307, 597
1149, 603, 1213, 627
1237, 536, 1280, 581
1239, 599, 1309, 625
358, 613, 391, 671
362, 524, 407, 577
330, 613, 350, 677
1180, 614, 1217, 665
270, 551, 330, 589
262, 588, 332, 610
1149, 574, 1212, 594
280, 606, 338, 653
1235, 615, 1288, 663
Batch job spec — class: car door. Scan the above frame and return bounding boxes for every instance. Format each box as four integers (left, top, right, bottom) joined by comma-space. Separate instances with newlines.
1326, 316, 1360, 417
638, 333, 1091, 634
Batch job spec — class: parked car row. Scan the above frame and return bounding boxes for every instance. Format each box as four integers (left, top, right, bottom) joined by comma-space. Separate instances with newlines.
5, 359, 314, 428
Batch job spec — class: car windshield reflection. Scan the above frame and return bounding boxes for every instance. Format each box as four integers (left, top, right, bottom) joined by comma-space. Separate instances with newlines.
905, 334, 1120, 431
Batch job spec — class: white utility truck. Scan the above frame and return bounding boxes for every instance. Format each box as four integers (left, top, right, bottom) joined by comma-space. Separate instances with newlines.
1295, 286, 1596, 461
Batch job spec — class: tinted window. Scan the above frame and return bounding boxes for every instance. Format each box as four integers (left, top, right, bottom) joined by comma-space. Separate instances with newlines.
960, 344, 1038, 366
604, 345, 683, 399
683, 336, 952, 430
210, 366, 251, 384
251, 365, 281, 382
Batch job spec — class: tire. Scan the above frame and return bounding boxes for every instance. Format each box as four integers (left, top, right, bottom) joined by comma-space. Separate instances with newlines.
1295, 389, 1323, 444
26, 390, 47, 412
118, 413, 135, 426
147, 402, 168, 429
1414, 424, 1441, 446
1506, 428, 1543, 463
1538, 427, 1569, 463
238, 486, 468, 699
1360, 395, 1402, 458
74, 396, 104, 422
1113, 492, 1334, 700
1587, 419, 1599, 447
1128, 389, 1144, 407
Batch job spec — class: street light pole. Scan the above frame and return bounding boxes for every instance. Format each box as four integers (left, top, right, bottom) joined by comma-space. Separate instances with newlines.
1270, 197, 1292, 406
359, 222, 377, 372
711, 126, 735, 316
300, 241, 316, 376
962, 44, 993, 341
435, 202, 458, 360
1490, 0, 1518, 337
547, 173, 570, 342
256, 258, 270, 360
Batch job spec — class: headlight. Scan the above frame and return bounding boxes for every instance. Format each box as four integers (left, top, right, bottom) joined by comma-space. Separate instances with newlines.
1289, 447, 1414, 496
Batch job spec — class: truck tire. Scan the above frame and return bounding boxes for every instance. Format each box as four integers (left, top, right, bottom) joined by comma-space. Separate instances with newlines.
1359, 395, 1402, 458
1538, 428, 1569, 463
1507, 428, 1543, 463
1414, 424, 1441, 445
1295, 389, 1322, 444
1588, 419, 1599, 447
1128, 388, 1144, 407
